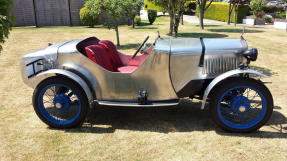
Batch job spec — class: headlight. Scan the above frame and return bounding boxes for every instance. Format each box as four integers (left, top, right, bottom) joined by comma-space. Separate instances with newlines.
243, 48, 258, 62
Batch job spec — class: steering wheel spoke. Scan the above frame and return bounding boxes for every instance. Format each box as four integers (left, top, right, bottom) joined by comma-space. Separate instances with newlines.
132, 36, 150, 59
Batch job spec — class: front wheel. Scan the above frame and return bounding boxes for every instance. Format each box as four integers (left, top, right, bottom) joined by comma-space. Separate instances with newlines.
33, 77, 89, 128
210, 77, 273, 133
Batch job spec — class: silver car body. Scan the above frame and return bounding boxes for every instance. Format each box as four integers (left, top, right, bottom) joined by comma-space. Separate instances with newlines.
20, 37, 265, 108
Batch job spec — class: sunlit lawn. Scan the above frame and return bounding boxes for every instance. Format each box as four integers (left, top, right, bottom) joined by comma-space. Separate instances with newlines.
0, 16, 287, 161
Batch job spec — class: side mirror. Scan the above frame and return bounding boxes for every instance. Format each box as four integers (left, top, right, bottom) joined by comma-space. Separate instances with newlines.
243, 48, 258, 61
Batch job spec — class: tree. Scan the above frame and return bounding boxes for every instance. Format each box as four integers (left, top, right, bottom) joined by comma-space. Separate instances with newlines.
173, 0, 186, 36
250, 0, 266, 25
197, 0, 214, 30
80, 7, 99, 27
123, 0, 143, 28
85, 0, 129, 46
150, 0, 187, 36
227, 0, 244, 26
0, 0, 13, 53
103, 0, 127, 46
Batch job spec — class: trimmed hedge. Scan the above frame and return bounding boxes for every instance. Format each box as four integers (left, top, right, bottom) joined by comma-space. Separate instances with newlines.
148, 10, 157, 24
144, 0, 164, 12
196, 2, 250, 23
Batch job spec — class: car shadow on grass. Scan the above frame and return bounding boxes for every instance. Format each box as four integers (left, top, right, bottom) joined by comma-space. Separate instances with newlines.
65, 100, 214, 134
249, 65, 278, 77
217, 108, 287, 138
177, 33, 228, 38
62, 99, 287, 138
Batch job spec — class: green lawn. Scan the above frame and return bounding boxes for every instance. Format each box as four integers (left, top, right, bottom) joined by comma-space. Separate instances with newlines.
0, 16, 287, 161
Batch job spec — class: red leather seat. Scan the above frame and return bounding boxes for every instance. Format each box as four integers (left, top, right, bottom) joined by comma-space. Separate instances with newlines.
86, 40, 148, 73
85, 45, 115, 72
99, 40, 123, 71
117, 66, 138, 73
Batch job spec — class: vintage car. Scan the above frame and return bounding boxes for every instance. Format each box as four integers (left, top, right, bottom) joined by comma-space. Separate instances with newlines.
20, 35, 273, 132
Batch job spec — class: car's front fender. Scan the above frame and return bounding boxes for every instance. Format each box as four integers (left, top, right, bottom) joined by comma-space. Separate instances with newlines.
201, 69, 267, 110
32, 69, 94, 106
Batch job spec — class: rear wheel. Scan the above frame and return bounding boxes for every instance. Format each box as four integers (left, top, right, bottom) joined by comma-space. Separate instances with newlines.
33, 77, 89, 128
210, 78, 273, 132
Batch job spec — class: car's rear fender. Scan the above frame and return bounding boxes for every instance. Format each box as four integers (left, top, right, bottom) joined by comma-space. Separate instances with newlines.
201, 69, 267, 110
31, 69, 94, 107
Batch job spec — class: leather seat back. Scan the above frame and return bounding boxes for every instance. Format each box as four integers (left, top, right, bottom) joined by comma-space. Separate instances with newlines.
99, 40, 123, 70
85, 45, 115, 72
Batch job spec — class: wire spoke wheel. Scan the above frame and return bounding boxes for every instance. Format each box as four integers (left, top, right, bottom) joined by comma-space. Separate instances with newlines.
33, 77, 89, 128
217, 86, 266, 129
210, 78, 273, 133
39, 84, 81, 124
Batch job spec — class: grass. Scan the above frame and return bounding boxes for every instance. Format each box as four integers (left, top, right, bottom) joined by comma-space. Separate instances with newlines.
0, 16, 287, 161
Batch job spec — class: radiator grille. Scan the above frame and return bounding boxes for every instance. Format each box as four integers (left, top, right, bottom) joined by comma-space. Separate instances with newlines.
203, 56, 241, 75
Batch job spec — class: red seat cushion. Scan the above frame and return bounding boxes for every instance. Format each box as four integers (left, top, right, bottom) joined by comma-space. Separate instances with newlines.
117, 66, 138, 73
99, 40, 123, 70
85, 45, 115, 72
127, 54, 148, 66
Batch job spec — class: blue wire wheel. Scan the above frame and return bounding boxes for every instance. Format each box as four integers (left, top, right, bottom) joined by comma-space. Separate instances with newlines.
210, 78, 273, 132
37, 83, 82, 126
217, 85, 267, 130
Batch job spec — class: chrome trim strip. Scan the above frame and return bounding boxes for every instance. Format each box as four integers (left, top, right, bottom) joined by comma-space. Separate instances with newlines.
97, 100, 179, 107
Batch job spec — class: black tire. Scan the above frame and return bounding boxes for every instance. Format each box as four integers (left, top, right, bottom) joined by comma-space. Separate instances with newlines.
33, 76, 89, 129
209, 77, 273, 133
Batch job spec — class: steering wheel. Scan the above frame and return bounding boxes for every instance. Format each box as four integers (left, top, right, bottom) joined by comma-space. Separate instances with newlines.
132, 36, 150, 59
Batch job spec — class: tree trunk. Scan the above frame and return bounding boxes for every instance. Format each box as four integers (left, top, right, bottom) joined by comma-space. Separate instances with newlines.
132, 16, 135, 28
174, 14, 181, 37
169, 14, 174, 35
169, 0, 175, 35
181, 13, 184, 25
115, 25, 120, 46
199, 6, 205, 30
253, 17, 256, 26
234, 4, 238, 27
227, 3, 232, 25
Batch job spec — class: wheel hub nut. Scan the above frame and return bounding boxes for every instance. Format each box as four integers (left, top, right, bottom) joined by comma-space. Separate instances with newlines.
239, 106, 246, 112
55, 103, 62, 108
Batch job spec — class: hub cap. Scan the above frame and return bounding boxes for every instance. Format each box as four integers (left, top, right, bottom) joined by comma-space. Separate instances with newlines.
230, 95, 251, 114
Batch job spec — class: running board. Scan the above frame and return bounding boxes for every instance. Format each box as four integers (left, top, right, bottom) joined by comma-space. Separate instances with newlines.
95, 100, 179, 107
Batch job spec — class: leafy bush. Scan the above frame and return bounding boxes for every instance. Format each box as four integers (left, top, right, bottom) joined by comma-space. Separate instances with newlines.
276, 12, 286, 19
148, 10, 157, 24
262, 6, 285, 14
79, 7, 99, 27
250, 0, 266, 18
184, 0, 197, 15
196, 2, 250, 23
0, 0, 13, 52
134, 16, 141, 26
264, 16, 273, 23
